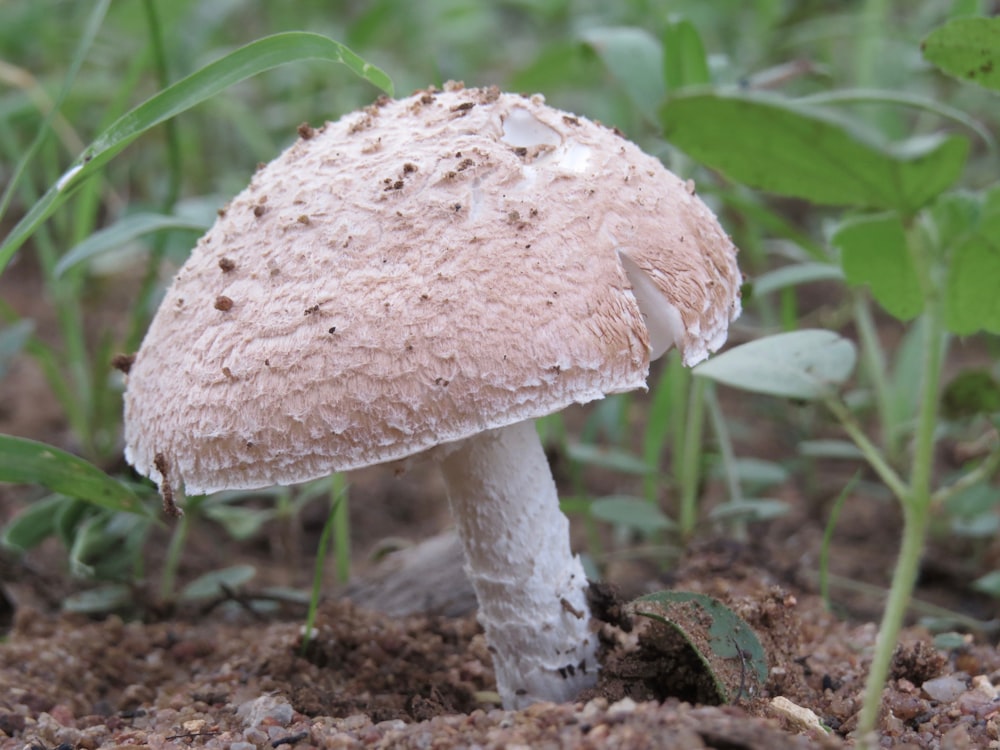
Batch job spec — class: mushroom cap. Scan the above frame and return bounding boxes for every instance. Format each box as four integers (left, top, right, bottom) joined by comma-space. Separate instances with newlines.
124, 83, 741, 495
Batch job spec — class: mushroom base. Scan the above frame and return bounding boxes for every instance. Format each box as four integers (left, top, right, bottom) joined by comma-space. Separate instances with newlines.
438, 420, 598, 709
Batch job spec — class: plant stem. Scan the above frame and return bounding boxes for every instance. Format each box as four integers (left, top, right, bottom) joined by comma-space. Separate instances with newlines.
677, 375, 706, 540
854, 501, 928, 742
932, 444, 1000, 507
644, 355, 684, 505
160, 511, 189, 601
331, 473, 351, 584
853, 293, 898, 462
855, 246, 947, 740
705, 384, 742, 506
301, 487, 343, 654
819, 473, 858, 612
127, 0, 184, 352
825, 396, 909, 504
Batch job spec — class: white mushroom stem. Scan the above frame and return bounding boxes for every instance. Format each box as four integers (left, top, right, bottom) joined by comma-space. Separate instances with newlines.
438, 419, 598, 709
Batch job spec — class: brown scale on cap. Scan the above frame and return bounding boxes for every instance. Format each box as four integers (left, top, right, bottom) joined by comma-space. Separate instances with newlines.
111, 353, 136, 374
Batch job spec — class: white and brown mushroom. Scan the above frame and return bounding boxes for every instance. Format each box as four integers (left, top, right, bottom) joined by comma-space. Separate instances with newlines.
123, 82, 741, 709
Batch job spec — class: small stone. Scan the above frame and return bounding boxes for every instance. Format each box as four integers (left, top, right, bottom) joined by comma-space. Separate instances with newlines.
237, 695, 295, 728
924, 675, 969, 703
341, 713, 371, 731
608, 697, 638, 716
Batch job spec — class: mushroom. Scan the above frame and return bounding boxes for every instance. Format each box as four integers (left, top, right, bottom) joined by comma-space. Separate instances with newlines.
123, 82, 741, 709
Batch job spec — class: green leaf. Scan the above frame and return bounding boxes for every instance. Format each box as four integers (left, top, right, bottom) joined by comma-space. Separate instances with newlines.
660, 91, 969, 212
0, 320, 33, 378
946, 234, 1000, 334
54, 497, 94, 549
566, 442, 655, 475
0, 434, 146, 514
940, 369, 1000, 419
709, 498, 790, 523
798, 439, 865, 460
713, 457, 789, 490
694, 330, 857, 400
0, 32, 393, 271
1, 494, 66, 552
180, 564, 257, 601
662, 19, 711, 91
590, 496, 675, 532
580, 27, 665, 118
202, 504, 275, 541
972, 570, 1000, 597
752, 263, 844, 298
923, 17, 1000, 92
834, 213, 924, 321
508, 41, 599, 94
929, 191, 982, 250
632, 590, 769, 703
800, 89, 995, 150
55, 212, 211, 277
63, 584, 133, 614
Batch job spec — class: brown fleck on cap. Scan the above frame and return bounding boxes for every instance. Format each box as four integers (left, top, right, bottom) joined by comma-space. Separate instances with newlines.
124, 84, 740, 494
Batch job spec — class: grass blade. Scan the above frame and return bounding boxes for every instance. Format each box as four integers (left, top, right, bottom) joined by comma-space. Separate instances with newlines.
0, 434, 146, 515
55, 212, 210, 277
0, 32, 393, 271
0, 0, 112, 224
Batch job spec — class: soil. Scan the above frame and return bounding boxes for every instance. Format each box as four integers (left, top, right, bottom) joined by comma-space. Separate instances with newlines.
2, 257, 1000, 748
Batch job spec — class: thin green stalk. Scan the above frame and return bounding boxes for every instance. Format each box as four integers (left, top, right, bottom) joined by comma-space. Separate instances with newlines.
301, 480, 347, 652
856, 245, 947, 740
705, 384, 741, 505
854, 501, 929, 743
779, 286, 798, 331
666, 353, 688, 484
0, 128, 93, 452
126, 0, 185, 352
644, 358, 683, 504
160, 511, 190, 601
331, 473, 351, 584
677, 375, 706, 540
909, 319, 946, 514
932, 445, 1000, 508
825, 396, 909, 504
819, 473, 859, 612
853, 293, 899, 462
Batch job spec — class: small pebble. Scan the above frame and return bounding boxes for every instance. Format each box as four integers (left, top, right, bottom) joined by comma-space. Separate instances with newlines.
923, 675, 969, 703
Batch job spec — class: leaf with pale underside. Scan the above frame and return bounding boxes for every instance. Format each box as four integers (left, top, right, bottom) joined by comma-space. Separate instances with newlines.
694, 330, 857, 401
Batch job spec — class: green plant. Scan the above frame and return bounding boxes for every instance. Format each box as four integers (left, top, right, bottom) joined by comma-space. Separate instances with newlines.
685, 16, 1000, 743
